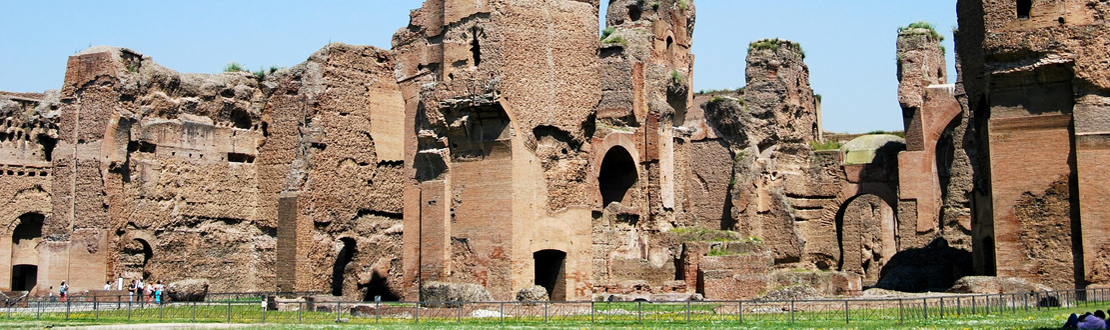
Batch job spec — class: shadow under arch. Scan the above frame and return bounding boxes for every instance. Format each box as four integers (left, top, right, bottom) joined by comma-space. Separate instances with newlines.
332, 237, 357, 296
598, 146, 637, 206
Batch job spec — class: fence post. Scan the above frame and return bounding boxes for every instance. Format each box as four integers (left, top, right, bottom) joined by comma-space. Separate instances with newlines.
262, 298, 267, 323
375, 301, 380, 323
297, 301, 302, 324
159, 300, 164, 321
335, 301, 340, 323
923, 298, 928, 320
845, 300, 849, 324
738, 301, 743, 325
971, 295, 976, 314
546, 302, 551, 323
589, 301, 593, 324
94, 295, 99, 320
956, 296, 961, 316
940, 297, 945, 318
790, 300, 795, 325
414, 302, 419, 324
998, 293, 1004, 314
127, 297, 131, 320
66, 296, 70, 321
192, 301, 196, 322
227, 300, 232, 323
501, 302, 506, 324
457, 301, 461, 323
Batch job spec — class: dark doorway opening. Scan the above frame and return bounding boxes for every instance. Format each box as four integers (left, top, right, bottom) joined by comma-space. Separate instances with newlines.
1017, 0, 1031, 19
982, 236, 997, 276
332, 238, 356, 296
598, 146, 637, 206
534, 250, 567, 301
627, 5, 641, 21
11, 264, 37, 291
360, 271, 400, 302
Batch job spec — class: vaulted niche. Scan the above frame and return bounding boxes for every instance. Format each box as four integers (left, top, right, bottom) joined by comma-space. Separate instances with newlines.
444, 104, 512, 161
1017, 0, 1031, 19
534, 249, 567, 301
598, 146, 637, 206
11, 213, 43, 291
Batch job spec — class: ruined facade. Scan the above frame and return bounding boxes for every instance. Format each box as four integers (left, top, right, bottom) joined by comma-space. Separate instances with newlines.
955, 0, 1110, 290
2, 0, 1106, 301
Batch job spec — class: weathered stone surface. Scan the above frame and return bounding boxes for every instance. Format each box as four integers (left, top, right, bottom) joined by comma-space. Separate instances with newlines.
946, 276, 1052, 294
419, 281, 493, 305
166, 279, 209, 302
515, 285, 548, 303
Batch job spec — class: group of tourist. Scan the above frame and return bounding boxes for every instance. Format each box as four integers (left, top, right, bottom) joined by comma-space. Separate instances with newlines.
124, 278, 165, 304
1064, 310, 1110, 329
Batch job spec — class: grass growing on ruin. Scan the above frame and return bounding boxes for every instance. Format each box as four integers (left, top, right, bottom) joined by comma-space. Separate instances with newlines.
899, 21, 946, 42
224, 61, 247, 73
671, 227, 742, 242
749, 38, 805, 59
809, 140, 842, 151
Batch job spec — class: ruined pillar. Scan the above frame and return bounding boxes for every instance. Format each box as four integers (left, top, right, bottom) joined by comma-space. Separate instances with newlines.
894, 24, 962, 241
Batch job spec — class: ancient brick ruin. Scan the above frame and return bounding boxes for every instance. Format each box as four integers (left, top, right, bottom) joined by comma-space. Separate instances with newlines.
0, 0, 1105, 302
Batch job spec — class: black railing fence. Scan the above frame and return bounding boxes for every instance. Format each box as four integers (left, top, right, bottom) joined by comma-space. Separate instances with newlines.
3, 288, 1108, 326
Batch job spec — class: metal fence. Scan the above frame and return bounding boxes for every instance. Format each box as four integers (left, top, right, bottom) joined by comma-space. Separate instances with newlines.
4, 288, 1108, 326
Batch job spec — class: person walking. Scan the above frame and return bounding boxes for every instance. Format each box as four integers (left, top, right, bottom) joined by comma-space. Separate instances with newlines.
144, 282, 153, 304
59, 281, 68, 302
127, 280, 136, 302
154, 280, 164, 304
104, 281, 112, 291
135, 278, 145, 303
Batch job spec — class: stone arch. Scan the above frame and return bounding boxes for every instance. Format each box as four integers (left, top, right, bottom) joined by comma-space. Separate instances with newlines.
533, 249, 567, 301
9, 213, 44, 291
118, 236, 154, 281
331, 237, 357, 296
598, 146, 638, 207
835, 194, 896, 285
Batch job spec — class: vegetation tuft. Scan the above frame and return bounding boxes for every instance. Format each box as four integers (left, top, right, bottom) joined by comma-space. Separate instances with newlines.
223, 62, 247, 73
899, 21, 945, 42
600, 27, 615, 40
749, 38, 805, 59
809, 140, 842, 151
670, 69, 685, 84
672, 227, 744, 242
866, 130, 906, 138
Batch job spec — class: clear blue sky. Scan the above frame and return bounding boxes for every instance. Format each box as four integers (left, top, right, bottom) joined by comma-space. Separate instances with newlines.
0, 1, 956, 133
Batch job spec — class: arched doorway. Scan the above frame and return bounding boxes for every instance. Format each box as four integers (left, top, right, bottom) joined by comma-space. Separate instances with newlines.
835, 194, 896, 285
533, 250, 567, 301
10, 213, 43, 291
598, 146, 637, 206
119, 238, 154, 280
332, 238, 356, 296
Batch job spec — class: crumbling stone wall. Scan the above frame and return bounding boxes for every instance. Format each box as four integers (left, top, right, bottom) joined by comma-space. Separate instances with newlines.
396, 0, 601, 301
956, 0, 1110, 289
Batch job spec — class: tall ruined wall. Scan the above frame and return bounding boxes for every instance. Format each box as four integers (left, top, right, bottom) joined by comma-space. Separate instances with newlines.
895, 26, 968, 250
0, 43, 407, 297
956, 0, 1110, 290
261, 44, 406, 299
396, 0, 601, 301
590, 0, 699, 295
0, 92, 57, 292
59, 47, 272, 292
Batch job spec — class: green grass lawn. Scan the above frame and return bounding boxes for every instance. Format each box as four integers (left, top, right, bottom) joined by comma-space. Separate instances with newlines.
0, 301, 1103, 329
